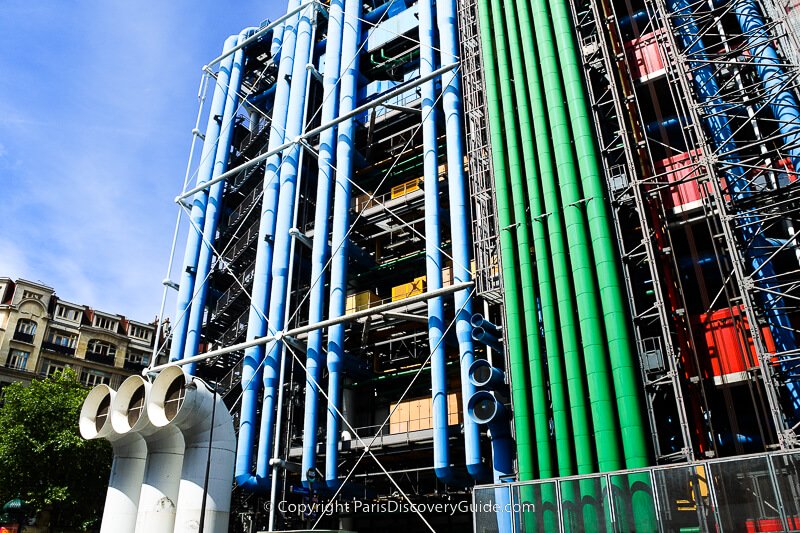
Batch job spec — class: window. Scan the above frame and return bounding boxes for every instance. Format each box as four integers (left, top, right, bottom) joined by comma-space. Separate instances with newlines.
47, 329, 77, 348
6, 349, 29, 370
129, 324, 152, 342
81, 369, 111, 388
87, 339, 117, 357
56, 305, 81, 321
125, 350, 150, 366
16, 319, 37, 336
21, 290, 42, 300
93, 315, 117, 332
41, 359, 66, 377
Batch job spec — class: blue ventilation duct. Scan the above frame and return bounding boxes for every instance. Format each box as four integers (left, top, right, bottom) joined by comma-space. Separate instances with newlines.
170, 35, 239, 362
669, 0, 800, 416
468, 391, 513, 533
735, 0, 800, 172
256, 0, 317, 487
183, 28, 256, 370
418, 0, 455, 484
236, 0, 302, 491
435, 0, 485, 479
301, 0, 346, 489
324, 0, 363, 489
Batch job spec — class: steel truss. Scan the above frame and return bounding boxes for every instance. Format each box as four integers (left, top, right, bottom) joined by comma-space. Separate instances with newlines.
571, 0, 800, 460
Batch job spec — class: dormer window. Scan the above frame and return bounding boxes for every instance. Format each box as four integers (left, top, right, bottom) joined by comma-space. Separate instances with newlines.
129, 324, 153, 342
55, 305, 81, 321
93, 315, 118, 332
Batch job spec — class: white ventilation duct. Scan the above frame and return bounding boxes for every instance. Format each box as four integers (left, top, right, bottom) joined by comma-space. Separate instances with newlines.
148, 365, 236, 533
79, 384, 146, 533
110, 375, 184, 533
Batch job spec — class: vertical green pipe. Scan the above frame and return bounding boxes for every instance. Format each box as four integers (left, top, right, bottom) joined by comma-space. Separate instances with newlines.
489, 0, 552, 482
475, 0, 536, 483
547, 0, 656, 529
527, 0, 623, 474
548, 0, 650, 471
511, 0, 578, 482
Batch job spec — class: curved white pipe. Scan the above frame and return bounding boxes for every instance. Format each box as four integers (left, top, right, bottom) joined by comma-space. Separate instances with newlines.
79, 385, 146, 533
111, 375, 184, 533
149, 366, 236, 533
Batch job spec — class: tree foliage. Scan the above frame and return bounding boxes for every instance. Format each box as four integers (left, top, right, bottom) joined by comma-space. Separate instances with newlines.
0, 369, 111, 530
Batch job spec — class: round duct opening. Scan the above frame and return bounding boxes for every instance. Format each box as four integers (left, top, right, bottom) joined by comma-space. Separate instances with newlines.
472, 361, 493, 387
127, 386, 146, 427
79, 384, 114, 439
164, 373, 186, 422
468, 390, 498, 425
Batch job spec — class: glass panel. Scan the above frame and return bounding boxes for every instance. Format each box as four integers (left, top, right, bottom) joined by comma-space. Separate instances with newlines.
474, 485, 511, 533
771, 453, 800, 531
558, 476, 612, 533
514, 481, 558, 532
652, 464, 717, 532
708, 456, 781, 531
609, 471, 657, 533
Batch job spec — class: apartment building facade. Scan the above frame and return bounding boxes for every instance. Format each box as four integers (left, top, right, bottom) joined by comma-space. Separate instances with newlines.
0, 277, 164, 397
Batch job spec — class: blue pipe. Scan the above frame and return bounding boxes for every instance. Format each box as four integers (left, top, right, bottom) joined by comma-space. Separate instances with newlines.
435, 0, 485, 480
669, 0, 800, 416
236, 0, 302, 491
735, 0, 800, 172
470, 313, 501, 337
468, 391, 514, 533
183, 29, 255, 371
170, 35, 238, 362
301, 0, 346, 489
472, 327, 503, 353
417, 0, 454, 484
257, 0, 316, 486
468, 359, 505, 390
325, 0, 363, 489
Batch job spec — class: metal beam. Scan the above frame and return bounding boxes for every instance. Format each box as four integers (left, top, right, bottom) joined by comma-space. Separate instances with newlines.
145, 281, 473, 374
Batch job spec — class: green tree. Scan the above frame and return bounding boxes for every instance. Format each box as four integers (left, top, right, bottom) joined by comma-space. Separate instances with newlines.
0, 369, 111, 531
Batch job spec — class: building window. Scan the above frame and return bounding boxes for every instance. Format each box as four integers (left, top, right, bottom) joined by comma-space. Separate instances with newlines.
16, 319, 37, 336
80, 369, 111, 388
93, 315, 117, 332
13, 319, 37, 343
87, 339, 116, 357
6, 349, 29, 371
129, 324, 152, 342
41, 359, 67, 377
56, 305, 81, 321
125, 350, 149, 365
47, 329, 77, 348
21, 290, 42, 300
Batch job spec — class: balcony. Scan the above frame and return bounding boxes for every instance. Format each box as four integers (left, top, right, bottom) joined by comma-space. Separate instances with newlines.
41, 341, 76, 357
12, 331, 34, 344
123, 359, 147, 372
84, 351, 116, 366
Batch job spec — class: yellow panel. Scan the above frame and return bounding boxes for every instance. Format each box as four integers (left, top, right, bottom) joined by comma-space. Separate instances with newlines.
390, 178, 422, 199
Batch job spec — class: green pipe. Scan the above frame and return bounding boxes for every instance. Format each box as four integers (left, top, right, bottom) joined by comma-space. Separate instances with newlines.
510, 0, 578, 481
475, 0, 536, 482
528, 0, 623, 475
548, 0, 650, 471
489, 0, 552, 482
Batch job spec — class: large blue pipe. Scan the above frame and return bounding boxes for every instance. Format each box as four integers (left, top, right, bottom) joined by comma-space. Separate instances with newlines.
170, 35, 238, 362
468, 391, 513, 533
418, 0, 452, 483
735, 0, 800, 173
183, 29, 255, 370
236, 0, 302, 491
256, 0, 316, 484
669, 0, 800, 415
324, 0, 363, 489
435, 0, 484, 479
301, 0, 346, 488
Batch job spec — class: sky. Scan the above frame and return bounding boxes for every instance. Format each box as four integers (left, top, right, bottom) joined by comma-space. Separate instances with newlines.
0, 1, 285, 321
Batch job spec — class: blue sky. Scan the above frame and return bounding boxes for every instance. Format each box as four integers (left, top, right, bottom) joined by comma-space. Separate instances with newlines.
0, 1, 285, 321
